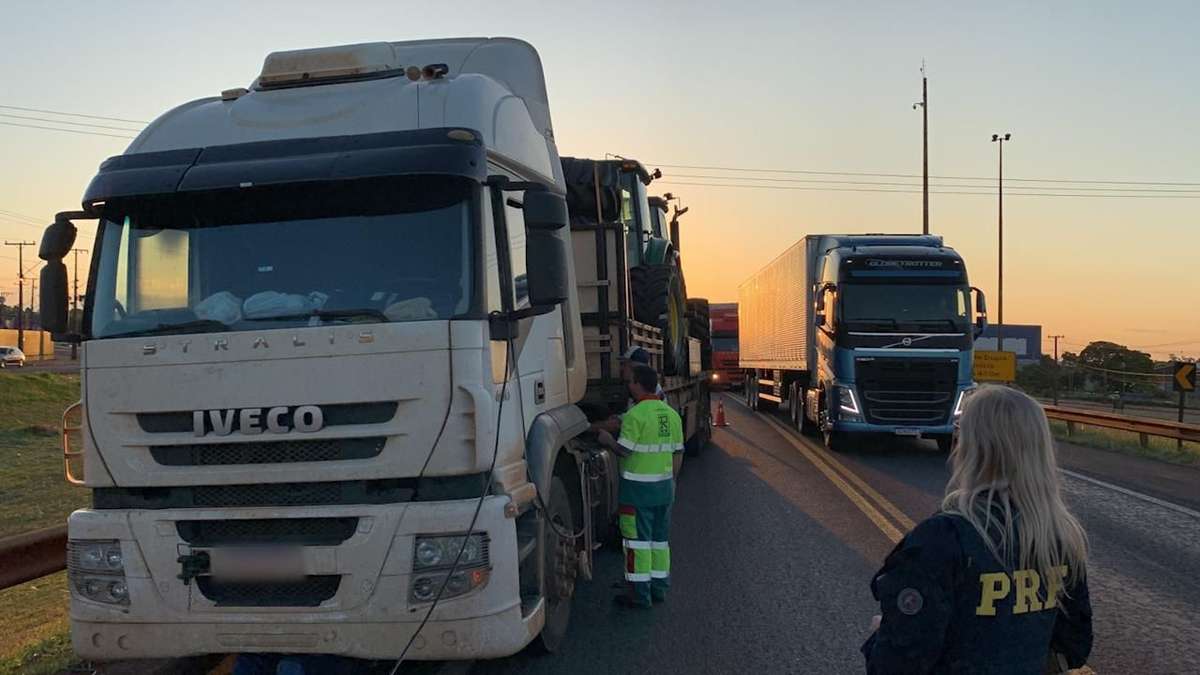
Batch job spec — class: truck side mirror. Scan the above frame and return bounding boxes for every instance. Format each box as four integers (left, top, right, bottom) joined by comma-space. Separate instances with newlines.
971, 287, 988, 338
39, 212, 81, 260
40, 260, 70, 334
523, 191, 570, 307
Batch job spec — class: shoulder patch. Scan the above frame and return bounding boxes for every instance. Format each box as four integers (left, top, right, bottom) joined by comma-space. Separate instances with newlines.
897, 587, 924, 615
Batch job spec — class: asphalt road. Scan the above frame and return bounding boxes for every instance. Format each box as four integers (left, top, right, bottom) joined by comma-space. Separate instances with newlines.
468, 393, 1200, 674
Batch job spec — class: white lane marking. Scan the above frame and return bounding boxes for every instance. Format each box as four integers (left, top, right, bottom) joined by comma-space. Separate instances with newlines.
1060, 468, 1200, 521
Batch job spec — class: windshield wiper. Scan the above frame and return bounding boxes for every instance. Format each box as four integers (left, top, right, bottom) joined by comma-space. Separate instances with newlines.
246, 308, 389, 323
112, 319, 232, 338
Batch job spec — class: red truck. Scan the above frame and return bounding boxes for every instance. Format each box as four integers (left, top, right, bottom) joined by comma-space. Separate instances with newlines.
709, 303, 742, 389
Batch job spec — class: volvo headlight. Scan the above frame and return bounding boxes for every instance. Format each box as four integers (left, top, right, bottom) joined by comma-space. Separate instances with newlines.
836, 386, 861, 415
68, 540, 129, 606
954, 387, 977, 417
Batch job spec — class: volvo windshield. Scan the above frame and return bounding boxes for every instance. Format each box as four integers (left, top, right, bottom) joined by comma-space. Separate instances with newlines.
90, 175, 475, 338
840, 284, 969, 333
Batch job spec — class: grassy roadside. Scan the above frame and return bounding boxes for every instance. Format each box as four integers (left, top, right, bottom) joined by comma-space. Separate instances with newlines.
1049, 420, 1200, 465
0, 572, 73, 675
0, 372, 88, 536
0, 373, 86, 672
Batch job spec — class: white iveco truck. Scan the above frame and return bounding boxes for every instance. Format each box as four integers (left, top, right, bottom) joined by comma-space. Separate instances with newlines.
38, 38, 709, 662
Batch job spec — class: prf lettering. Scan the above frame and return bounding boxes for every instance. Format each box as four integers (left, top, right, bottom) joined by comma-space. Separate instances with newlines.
975, 565, 1068, 616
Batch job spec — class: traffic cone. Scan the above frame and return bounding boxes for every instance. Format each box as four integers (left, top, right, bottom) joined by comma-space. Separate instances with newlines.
714, 400, 729, 427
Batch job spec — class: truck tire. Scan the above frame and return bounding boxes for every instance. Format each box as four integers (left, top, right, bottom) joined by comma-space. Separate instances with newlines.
818, 390, 851, 452
535, 475, 578, 653
934, 434, 955, 454
631, 264, 688, 376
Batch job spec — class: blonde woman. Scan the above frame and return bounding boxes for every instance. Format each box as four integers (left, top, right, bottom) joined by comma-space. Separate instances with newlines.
862, 386, 1092, 674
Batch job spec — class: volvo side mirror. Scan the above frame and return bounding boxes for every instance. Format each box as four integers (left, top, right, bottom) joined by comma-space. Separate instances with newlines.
523, 191, 570, 307
971, 287, 988, 338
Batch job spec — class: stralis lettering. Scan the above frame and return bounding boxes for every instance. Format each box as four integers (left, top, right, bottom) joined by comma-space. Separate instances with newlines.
192, 405, 324, 437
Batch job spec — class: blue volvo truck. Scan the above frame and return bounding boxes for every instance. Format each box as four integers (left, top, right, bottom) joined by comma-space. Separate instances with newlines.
738, 234, 986, 452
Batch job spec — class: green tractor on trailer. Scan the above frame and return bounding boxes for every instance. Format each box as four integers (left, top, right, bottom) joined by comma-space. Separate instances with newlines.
562, 157, 712, 453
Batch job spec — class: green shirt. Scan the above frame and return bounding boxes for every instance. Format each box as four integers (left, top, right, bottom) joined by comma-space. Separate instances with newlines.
617, 398, 684, 506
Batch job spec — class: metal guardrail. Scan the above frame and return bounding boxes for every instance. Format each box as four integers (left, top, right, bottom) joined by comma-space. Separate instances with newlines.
0, 525, 67, 591
1043, 405, 1200, 446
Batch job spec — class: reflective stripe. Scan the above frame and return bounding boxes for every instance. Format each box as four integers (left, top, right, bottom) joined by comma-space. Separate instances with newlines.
650, 541, 669, 550
622, 471, 673, 482
618, 437, 637, 451
623, 442, 677, 454
626, 572, 651, 582
624, 539, 651, 550
650, 570, 669, 579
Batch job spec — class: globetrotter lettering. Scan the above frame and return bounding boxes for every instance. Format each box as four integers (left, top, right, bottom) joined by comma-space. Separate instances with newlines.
866, 259, 944, 268
192, 405, 324, 436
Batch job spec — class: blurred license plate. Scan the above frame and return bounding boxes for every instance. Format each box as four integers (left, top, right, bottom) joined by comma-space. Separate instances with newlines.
208, 547, 305, 581
893, 428, 921, 437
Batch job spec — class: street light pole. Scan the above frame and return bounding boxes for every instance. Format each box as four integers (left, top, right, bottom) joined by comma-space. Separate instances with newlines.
914, 63, 929, 234
991, 133, 1011, 355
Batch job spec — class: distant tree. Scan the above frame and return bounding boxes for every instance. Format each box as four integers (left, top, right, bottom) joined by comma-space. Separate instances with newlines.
1016, 356, 1060, 397
1076, 341, 1157, 394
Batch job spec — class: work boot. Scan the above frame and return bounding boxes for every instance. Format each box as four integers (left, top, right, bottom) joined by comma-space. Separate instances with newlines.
651, 588, 667, 603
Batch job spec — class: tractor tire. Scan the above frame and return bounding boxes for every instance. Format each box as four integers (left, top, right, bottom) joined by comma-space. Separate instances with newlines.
686, 298, 713, 371
631, 264, 688, 376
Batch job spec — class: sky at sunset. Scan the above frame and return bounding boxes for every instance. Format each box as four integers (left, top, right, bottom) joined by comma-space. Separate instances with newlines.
1, 1, 1197, 359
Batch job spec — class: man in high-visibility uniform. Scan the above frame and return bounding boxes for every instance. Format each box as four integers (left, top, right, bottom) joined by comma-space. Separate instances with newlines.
598, 363, 683, 608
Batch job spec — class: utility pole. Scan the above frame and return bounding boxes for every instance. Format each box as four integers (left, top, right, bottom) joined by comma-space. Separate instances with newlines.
4, 240, 36, 352
1049, 334, 1065, 404
990, 133, 1011, 354
913, 62, 929, 234
70, 248, 88, 360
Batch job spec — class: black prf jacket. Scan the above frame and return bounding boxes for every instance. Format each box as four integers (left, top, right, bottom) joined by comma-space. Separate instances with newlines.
862, 512, 1092, 674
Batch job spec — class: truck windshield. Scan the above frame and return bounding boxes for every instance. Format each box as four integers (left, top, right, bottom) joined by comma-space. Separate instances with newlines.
840, 284, 969, 332
90, 175, 475, 338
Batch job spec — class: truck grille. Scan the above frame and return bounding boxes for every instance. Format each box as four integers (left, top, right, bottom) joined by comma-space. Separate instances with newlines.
855, 357, 957, 425
150, 437, 385, 466
196, 575, 340, 607
177, 518, 359, 546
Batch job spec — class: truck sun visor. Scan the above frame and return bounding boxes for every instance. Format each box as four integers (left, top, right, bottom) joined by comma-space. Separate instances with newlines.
82, 128, 486, 208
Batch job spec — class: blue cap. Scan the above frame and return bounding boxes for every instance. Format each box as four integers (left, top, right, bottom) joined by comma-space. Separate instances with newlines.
621, 346, 651, 364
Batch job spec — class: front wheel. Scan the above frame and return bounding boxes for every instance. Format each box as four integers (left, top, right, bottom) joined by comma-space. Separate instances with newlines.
535, 475, 579, 653
934, 435, 955, 454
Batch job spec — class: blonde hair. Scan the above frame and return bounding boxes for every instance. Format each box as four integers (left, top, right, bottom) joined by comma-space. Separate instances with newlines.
942, 385, 1088, 594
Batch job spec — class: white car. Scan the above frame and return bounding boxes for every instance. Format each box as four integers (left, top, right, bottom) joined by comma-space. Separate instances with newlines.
0, 346, 26, 368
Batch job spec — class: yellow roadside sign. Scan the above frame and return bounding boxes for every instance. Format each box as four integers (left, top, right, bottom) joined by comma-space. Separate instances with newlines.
1173, 362, 1196, 392
974, 350, 1016, 383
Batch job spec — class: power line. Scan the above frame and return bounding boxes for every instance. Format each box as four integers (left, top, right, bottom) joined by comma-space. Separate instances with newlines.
0, 112, 143, 133
656, 180, 1200, 199
0, 104, 149, 125
666, 172, 1200, 194
0, 120, 136, 140
650, 161, 1200, 187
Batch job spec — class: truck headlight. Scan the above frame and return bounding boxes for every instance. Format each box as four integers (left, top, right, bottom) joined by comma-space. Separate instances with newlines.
412, 534, 489, 571
410, 534, 491, 604
69, 540, 125, 573
836, 386, 861, 415
69, 540, 129, 606
954, 387, 977, 417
